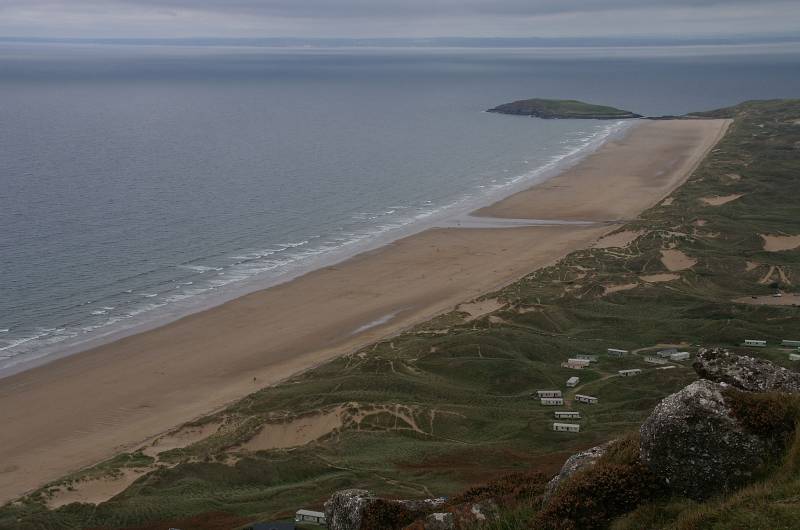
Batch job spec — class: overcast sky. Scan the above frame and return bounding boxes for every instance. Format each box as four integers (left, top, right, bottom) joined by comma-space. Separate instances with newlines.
1, 0, 799, 40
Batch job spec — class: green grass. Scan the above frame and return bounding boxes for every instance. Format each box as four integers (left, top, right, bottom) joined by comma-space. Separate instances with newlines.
2, 100, 800, 529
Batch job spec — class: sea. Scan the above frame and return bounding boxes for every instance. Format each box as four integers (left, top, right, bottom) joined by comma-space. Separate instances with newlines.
2, 43, 800, 374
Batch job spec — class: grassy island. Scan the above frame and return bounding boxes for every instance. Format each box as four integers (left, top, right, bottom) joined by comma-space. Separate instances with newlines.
487, 98, 643, 119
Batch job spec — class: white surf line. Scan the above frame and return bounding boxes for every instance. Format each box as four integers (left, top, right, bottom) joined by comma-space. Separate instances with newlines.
435, 214, 615, 229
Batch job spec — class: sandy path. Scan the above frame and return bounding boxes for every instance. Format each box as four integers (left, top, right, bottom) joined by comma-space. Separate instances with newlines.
0, 118, 729, 504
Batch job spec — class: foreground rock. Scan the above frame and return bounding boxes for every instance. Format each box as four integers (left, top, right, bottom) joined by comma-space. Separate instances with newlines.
543, 441, 611, 503
324, 488, 502, 530
694, 347, 800, 392
324, 489, 374, 530
324, 489, 448, 530
639, 379, 777, 499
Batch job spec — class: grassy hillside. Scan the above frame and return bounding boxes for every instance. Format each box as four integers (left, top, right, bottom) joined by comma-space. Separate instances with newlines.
486, 98, 642, 119
1, 99, 799, 529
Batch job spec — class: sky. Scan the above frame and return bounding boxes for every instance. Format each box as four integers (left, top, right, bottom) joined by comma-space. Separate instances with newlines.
0, 0, 799, 40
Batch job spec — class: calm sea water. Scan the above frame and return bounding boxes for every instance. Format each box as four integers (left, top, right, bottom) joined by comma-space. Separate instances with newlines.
2, 44, 799, 373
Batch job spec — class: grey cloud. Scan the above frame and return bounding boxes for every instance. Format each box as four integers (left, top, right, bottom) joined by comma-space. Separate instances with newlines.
1, 0, 796, 18
96, 0, 800, 18
0, 0, 797, 39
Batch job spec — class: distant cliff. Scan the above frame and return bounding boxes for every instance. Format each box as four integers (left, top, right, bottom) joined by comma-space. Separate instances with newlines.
487, 98, 642, 119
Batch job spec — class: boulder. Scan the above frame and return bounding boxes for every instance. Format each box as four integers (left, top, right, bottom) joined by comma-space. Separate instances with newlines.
324, 489, 447, 530
422, 512, 454, 530
639, 380, 776, 499
694, 347, 800, 393
397, 498, 447, 513
324, 489, 375, 530
447, 498, 499, 525
542, 442, 611, 503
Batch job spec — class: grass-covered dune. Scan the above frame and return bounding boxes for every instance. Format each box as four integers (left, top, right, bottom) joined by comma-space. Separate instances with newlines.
486, 98, 643, 119
2, 99, 799, 529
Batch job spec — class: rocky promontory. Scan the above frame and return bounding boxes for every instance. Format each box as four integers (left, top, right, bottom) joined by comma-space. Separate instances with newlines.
486, 98, 643, 119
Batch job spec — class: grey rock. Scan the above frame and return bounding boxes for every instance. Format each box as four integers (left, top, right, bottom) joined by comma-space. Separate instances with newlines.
454, 499, 498, 523
694, 347, 800, 393
324, 489, 374, 530
324, 489, 446, 530
639, 380, 775, 500
398, 497, 447, 512
424, 512, 454, 530
543, 441, 611, 503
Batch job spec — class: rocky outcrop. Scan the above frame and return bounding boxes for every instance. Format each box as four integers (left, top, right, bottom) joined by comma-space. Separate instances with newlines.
420, 512, 453, 530
639, 379, 776, 499
486, 98, 642, 119
324, 489, 374, 530
694, 347, 800, 392
400, 500, 498, 530
324, 489, 448, 530
543, 441, 611, 503
329, 351, 800, 528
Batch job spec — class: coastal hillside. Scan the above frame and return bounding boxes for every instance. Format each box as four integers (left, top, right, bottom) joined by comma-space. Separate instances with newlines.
486, 98, 642, 119
1, 99, 799, 529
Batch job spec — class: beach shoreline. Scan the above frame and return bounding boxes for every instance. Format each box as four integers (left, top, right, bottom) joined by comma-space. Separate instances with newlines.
0, 119, 632, 379
0, 118, 729, 504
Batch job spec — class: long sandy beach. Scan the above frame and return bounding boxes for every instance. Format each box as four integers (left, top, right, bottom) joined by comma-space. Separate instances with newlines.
0, 118, 729, 504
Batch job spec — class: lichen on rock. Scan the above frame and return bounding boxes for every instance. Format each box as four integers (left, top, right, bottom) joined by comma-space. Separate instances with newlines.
693, 347, 800, 393
639, 379, 776, 499
324, 489, 375, 530
542, 441, 611, 503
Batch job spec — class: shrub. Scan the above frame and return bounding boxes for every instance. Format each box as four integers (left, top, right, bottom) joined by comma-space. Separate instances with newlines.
450, 470, 547, 507
536, 463, 659, 530
535, 435, 660, 530
722, 388, 799, 439
359, 499, 417, 530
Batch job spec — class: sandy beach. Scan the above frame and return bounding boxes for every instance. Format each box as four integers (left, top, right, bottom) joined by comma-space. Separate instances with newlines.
0, 118, 729, 504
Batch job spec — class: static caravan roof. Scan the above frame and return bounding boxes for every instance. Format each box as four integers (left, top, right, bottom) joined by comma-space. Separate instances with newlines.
644, 356, 667, 364
296, 509, 325, 518
537, 390, 562, 396
553, 422, 580, 431
554, 411, 581, 418
566, 359, 591, 366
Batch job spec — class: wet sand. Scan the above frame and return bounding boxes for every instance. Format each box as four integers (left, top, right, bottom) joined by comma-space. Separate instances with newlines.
0, 118, 729, 504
